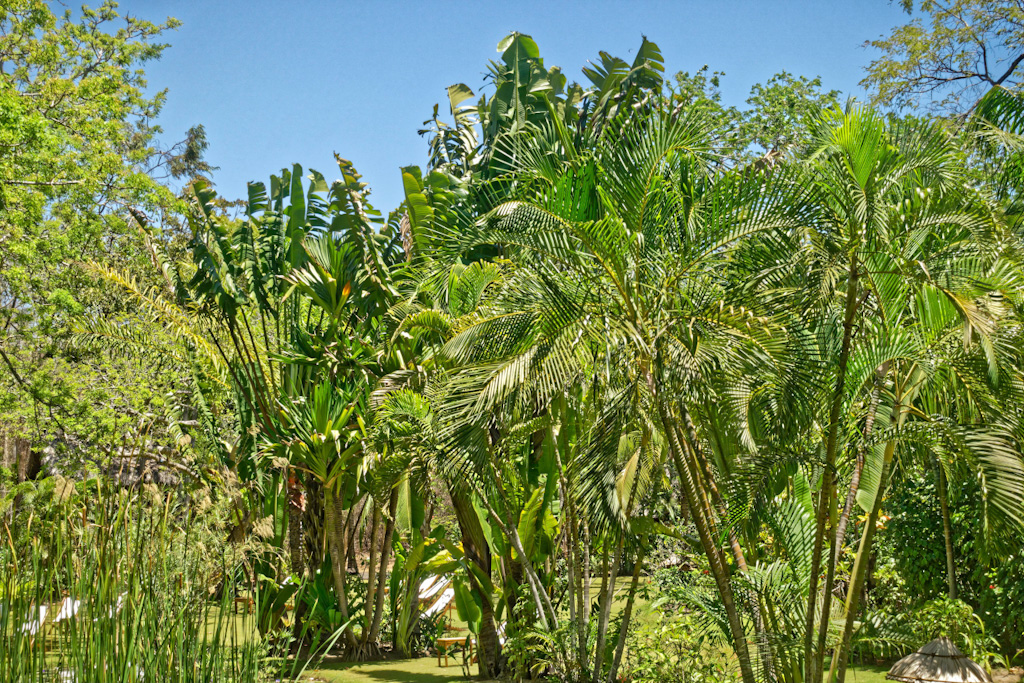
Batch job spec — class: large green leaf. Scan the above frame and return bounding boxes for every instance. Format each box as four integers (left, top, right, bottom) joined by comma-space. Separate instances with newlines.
452, 576, 482, 634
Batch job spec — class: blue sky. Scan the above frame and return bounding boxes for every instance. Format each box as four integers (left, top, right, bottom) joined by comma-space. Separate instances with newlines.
132, 1, 910, 210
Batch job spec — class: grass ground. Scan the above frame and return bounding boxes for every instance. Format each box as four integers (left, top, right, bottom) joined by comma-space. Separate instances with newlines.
307, 658, 901, 683
310, 658, 472, 683
844, 664, 890, 683
36, 589, 1023, 683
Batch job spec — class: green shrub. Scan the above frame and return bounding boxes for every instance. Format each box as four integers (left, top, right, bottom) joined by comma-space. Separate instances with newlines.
853, 598, 1001, 667
621, 612, 739, 683
973, 556, 1024, 658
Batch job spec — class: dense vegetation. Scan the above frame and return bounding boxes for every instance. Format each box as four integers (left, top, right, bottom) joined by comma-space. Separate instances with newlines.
3, 2, 1024, 683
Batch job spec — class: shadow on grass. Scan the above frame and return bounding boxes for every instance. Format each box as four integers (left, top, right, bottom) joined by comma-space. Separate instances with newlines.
848, 663, 892, 683
361, 672, 461, 683
312, 660, 469, 683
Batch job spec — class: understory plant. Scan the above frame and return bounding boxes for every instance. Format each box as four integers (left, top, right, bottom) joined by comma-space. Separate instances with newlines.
622, 611, 740, 683
0, 475, 337, 683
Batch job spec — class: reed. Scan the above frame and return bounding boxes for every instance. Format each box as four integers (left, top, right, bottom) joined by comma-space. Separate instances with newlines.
0, 477, 325, 683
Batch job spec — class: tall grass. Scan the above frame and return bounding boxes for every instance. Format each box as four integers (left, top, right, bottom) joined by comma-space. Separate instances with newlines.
0, 479, 270, 683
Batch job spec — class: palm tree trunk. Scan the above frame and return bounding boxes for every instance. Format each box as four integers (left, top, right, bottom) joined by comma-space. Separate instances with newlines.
367, 487, 399, 644
592, 533, 623, 683
833, 370, 886, 570
360, 501, 382, 647
582, 521, 592, 625
935, 460, 957, 600
657, 398, 756, 683
608, 546, 645, 683
806, 263, 860, 683
478, 490, 557, 630
346, 495, 365, 574
829, 439, 895, 683
324, 486, 358, 649
555, 441, 588, 672
449, 486, 501, 678
685, 410, 748, 571
477, 588, 501, 679
691, 413, 776, 678
288, 470, 304, 576
508, 522, 556, 629
551, 404, 590, 672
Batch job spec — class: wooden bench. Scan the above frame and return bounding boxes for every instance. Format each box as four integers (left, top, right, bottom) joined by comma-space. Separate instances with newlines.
232, 596, 254, 614
436, 634, 474, 667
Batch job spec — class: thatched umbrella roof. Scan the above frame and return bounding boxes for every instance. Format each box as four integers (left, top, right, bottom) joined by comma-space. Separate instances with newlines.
887, 637, 992, 683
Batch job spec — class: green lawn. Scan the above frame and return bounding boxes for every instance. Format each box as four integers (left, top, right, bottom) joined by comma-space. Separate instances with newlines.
845, 664, 890, 683
307, 657, 897, 683
300, 581, 892, 683
309, 657, 473, 683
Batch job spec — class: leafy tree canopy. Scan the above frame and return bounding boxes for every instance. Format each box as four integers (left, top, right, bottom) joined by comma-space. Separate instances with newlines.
0, 1, 207, 448
863, 0, 1024, 112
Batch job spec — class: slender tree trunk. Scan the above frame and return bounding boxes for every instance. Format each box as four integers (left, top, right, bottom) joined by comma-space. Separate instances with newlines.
806, 262, 860, 683
553, 430, 588, 673
346, 495, 365, 574
829, 439, 895, 683
450, 486, 501, 679
608, 546, 645, 683
832, 384, 911, 683
833, 369, 886, 571
692, 414, 775, 678
287, 470, 305, 577
502, 544, 520, 624
658, 398, 756, 683
686, 411, 747, 569
368, 488, 399, 644
572, 495, 588, 671
324, 486, 359, 649
582, 521, 592, 625
477, 587, 501, 679
477, 476, 557, 629
360, 501, 382, 647
688, 412, 780, 681
592, 533, 623, 683
562, 520, 581, 666
936, 461, 957, 601
287, 470, 308, 651
13, 436, 36, 518
507, 521, 555, 629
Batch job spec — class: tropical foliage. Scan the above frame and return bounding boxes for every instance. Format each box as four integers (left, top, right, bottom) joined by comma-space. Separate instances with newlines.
4, 5, 1024, 683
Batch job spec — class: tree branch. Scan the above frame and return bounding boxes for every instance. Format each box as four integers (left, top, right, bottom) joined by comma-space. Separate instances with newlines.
2, 178, 85, 187
993, 51, 1024, 85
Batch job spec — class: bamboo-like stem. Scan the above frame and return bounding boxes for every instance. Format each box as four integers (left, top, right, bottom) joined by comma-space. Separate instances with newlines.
367, 488, 399, 644
658, 396, 756, 683
592, 532, 623, 682
806, 259, 860, 683
833, 366, 887, 570
361, 501, 382, 645
608, 545, 645, 683
936, 461, 958, 601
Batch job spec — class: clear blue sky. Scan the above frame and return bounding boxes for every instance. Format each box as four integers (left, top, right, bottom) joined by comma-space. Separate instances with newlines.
132, 1, 909, 211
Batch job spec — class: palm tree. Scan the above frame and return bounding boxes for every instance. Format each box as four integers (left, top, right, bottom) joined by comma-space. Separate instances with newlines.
752, 105, 995, 683
740, 102, 1024, 683
428, 103, 815, 683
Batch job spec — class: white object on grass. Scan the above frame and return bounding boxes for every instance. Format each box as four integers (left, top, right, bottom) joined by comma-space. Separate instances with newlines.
93, 592, 127, 621
18, 605, 47, 635
423, 587, 455, 618
54, 597, 81, 623
419, 575, 451, 601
